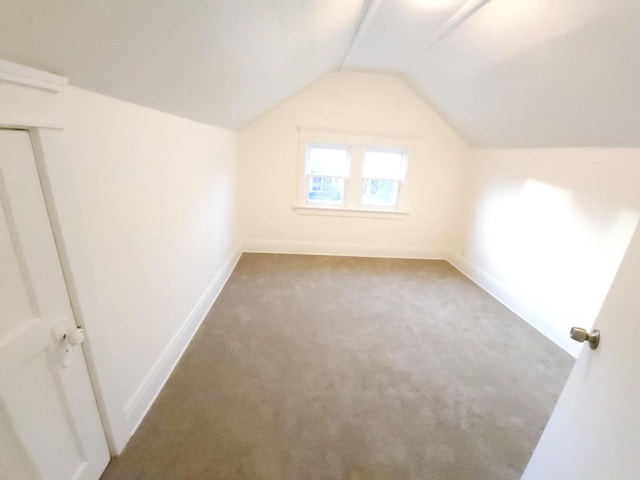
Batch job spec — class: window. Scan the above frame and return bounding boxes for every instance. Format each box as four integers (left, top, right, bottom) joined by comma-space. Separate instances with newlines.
361, 150, 405, 208
305, 145, 350, 205
297, 130, 411, 218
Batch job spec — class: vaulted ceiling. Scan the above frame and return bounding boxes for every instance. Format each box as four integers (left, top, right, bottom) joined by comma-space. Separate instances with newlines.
1, 0, 639, 147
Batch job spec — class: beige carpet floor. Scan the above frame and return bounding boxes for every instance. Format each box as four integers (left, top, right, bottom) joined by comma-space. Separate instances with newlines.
101, 254, 573, 480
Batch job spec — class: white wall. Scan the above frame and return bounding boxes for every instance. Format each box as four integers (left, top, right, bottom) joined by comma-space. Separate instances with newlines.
32, 87, 239, 453
450, 148, 640, 355
238, 71, 470, 258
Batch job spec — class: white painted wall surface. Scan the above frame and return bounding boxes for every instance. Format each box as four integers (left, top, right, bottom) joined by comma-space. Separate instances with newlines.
451, 148, 640, 355
33, 87, 239, 452
238, 71, 470, 258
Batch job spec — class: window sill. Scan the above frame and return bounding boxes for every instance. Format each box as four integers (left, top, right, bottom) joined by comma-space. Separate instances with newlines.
292, 205, 409, 220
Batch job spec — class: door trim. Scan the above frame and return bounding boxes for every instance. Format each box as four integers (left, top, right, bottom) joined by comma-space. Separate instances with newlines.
26, 128, 118, 455
0, 59, 68, 93
1, 60, 117, 456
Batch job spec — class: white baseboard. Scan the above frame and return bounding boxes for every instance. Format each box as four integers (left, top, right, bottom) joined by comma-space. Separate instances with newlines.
122, 247, 242, 443
242, 239, 446, 260
446, 251, 579, 358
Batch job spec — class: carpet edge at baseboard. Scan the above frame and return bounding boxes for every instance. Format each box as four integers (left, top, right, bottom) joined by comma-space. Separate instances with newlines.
121, 246, 243, 447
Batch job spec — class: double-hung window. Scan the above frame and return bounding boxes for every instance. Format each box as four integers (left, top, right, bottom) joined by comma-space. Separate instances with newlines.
305, 145, 350, 205
361, 149, 406, 208
297, 129, 412, 218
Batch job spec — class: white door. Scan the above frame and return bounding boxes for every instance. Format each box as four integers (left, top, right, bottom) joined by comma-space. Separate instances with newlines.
0, 129, 109, 480
522, 222, 640, 479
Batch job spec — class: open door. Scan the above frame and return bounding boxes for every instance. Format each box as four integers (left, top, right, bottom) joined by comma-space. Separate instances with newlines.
522, 222, 640, 478
0, 130, 109, 479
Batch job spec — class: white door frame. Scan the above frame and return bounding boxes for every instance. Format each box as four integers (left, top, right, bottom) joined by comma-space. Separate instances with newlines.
0, 60, 117, 455
27, 128, 118, 455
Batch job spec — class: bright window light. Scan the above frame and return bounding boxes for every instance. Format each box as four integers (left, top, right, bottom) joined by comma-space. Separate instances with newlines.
361, 150, 405, 207
305, 145, 350, 204
362, 150, 405, 179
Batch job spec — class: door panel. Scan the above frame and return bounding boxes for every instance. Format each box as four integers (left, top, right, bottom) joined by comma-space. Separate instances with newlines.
1, 353, 84, 479
522, 222, 640, 479
0, 130, 109, 480
0, 181, 36, 339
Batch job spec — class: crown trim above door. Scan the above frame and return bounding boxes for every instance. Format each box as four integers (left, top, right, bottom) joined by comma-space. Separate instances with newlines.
0, 59, 68, 93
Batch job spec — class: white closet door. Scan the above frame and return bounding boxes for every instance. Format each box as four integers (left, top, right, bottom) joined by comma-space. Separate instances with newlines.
0, 129, 109, 480
523, 222, 640, 479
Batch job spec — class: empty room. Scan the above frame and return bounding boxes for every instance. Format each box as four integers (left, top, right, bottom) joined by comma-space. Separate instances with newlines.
1, 0, 639, 479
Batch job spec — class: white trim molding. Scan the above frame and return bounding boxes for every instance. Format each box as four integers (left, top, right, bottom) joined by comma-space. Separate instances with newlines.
293, 205, 408, 220
122, 247, 242, 445
446, 250, 580, 357
243, 239, 445, 260
0, 59, 68, 93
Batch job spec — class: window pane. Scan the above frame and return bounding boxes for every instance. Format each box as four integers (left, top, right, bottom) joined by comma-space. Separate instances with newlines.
361, 179, 399, 206
362, 150, 404, 180
307, 176, 344, 203
307, 146, 349, 176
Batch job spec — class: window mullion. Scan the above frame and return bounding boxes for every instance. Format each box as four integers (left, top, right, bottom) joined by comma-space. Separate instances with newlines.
345, 146, 364, 209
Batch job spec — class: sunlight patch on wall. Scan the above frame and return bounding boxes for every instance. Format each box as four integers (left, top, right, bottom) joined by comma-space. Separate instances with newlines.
475, 178, 638, 341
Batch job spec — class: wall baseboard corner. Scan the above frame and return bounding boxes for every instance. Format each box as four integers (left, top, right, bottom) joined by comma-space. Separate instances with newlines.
445, 250, 579, 358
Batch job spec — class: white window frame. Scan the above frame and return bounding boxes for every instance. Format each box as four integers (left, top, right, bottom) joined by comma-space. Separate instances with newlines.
360, 148, 407, 209
304, 143, 351, 208
295, 129, 416, 219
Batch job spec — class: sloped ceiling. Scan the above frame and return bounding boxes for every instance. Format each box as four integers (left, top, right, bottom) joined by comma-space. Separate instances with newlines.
1, 0, 639, 147
0, 0, 367, 129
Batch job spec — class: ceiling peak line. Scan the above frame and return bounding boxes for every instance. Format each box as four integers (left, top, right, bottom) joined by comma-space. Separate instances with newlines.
400, 0, 491, 71
339, 0, 385, 71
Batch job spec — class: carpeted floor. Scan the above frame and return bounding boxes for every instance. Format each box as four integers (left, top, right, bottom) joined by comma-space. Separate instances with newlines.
101, 254, 573, 480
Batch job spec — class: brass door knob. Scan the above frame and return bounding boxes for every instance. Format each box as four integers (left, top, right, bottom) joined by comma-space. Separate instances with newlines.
570, 327, 600, 350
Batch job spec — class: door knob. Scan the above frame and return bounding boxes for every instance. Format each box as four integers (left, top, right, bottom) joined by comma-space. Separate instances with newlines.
570, 327, 600, 350
52, 324, 86, 368
62, 327, 85, 345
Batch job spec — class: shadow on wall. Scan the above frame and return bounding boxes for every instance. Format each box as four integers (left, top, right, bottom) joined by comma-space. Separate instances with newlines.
471, 178, 638, 353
